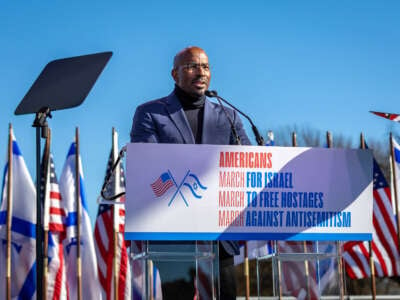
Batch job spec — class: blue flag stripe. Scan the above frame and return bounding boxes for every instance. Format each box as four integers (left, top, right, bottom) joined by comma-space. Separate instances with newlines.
18, 261, 36, 299
65, 211, 78, 226
80, 175, 89, 211
12, 141, 22, 156
0, 164, 7, 207
66, 142, 89, 212
394, 146, 400, 163
0, 211, 36, 238
67, 142, 76, 157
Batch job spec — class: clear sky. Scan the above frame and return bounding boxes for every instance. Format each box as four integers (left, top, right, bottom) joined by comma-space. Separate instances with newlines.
1, 0, 400, 223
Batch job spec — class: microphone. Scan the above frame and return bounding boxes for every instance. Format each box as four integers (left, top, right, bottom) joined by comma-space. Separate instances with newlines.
205, 90, 265, 146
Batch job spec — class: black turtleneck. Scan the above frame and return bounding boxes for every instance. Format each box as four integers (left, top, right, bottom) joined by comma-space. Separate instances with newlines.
174, 85, 205, 144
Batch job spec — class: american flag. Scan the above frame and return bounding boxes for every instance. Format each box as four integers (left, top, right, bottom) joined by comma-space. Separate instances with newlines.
150, 172, 174, 197
94, 147, 131, 300
343, 157, 400, 278
370, 111, 400, 122
43, 154, 67, 232
42, 153, 69, 300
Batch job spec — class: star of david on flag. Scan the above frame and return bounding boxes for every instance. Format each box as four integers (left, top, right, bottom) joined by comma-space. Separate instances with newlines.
182, 173, 207, 199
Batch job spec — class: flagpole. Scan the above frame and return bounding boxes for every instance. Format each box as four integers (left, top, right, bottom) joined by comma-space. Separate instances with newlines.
389, 133, 400, 248
244, 242, 250, 300
112, 128, 119, 300
34, 114, 45, 300
42, 128, 51, 300
276, 242, 283, 300
326, 131, 345, 300
6, 124, 13, 300
360, 133, 376, 300
75, 127, 83, 300
148, 260, 154, 300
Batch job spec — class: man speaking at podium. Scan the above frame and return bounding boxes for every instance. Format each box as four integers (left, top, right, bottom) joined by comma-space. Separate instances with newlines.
130, 46, 251, 299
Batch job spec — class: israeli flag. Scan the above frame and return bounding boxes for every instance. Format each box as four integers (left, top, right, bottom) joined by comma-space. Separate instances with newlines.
265, 130, 275, 146
59, 142, 100, 299
0, 133, 37, 299
393, 137, 400, 206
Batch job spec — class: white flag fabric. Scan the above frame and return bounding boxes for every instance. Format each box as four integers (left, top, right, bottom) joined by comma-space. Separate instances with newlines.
234, 240, 274, 265
392, 137, 400, 206
0, 133, 36, 299
59, 142, 100, 299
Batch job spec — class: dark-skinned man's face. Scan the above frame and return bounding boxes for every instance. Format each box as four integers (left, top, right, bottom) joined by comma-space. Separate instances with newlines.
172, 48, 211, 97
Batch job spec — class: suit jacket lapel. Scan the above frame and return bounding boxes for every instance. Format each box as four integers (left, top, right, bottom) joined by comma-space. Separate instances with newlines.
202, 98, 219, 144
165, 92, 195, 144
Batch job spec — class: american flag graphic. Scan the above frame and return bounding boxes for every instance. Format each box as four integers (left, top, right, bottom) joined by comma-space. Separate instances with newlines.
42, 149, 69, 300
94, 147, 131, 299
343, 157, 400, 278
370, 111, 400, 122
150, 172, 174, 197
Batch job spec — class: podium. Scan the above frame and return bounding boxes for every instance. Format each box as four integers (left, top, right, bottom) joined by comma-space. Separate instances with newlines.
130, 241, 218, 299
124, 143, 373, 298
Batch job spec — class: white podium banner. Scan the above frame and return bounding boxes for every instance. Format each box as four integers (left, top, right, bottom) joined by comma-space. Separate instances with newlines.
125, 143, 373, 241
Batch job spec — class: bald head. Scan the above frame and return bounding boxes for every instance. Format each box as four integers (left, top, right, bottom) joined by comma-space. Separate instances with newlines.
173, 46, 207, 69
171, 46, 211, 97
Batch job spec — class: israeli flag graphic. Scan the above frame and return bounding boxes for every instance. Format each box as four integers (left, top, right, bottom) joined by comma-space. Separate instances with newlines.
182, 173, 207, 199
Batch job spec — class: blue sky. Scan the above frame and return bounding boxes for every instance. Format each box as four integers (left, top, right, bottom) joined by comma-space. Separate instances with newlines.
1, 1, 400, 223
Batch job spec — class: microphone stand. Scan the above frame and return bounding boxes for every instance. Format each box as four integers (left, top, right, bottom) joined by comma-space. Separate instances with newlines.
99, 146, 127, 201
214, 96, 241, 145
205, 90, 264, 146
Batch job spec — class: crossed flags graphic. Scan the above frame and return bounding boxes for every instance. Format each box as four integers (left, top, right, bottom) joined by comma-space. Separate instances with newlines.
150, 170, 207, 207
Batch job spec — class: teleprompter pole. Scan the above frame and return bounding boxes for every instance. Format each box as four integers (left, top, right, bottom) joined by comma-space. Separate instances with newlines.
32, 107, 51, 300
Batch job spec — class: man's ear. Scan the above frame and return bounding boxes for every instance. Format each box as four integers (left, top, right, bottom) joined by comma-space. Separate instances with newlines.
171, 68, 178, 83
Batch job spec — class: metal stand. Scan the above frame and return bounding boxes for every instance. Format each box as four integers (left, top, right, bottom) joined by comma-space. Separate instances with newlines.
256, 242, 341, 299
32, 106, 52, 300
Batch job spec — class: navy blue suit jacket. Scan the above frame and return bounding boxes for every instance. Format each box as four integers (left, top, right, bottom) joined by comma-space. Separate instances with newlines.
130, 91, 251, 255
